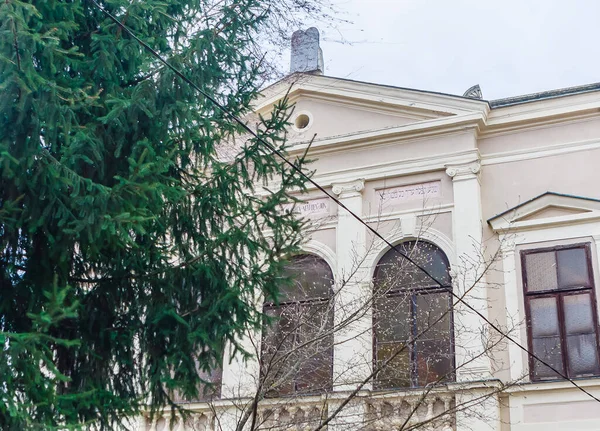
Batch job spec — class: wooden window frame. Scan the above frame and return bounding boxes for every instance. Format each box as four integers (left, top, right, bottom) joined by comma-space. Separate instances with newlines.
521, 243, 600, 381
372, 241, 455, 389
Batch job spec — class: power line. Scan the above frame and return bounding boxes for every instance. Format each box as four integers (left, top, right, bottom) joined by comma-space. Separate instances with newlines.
89, 0, 600, 404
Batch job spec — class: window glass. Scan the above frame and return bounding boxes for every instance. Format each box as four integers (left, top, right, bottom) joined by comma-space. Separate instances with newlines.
524, 251, 558, 292
416, 338, 453, 385
261, 255, 334, 396
532, 337, 564, 379
374, 293, 411, 342
557, 248, 590, 288
375, 241, 451, 290
563, 294, 594, 334
416, 292, 451, 338
522, 244, 600, 381
529, 296, 560, 338
566, 333, 600, 375
374, 241, 453, 389
280, 254, 333, 301
375, 342, 411, 389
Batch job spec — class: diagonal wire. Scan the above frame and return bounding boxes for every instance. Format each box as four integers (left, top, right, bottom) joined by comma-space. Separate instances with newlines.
89, 0, 600, 404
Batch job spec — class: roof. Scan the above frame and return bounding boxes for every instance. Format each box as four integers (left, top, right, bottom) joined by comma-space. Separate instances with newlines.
489, 82, 600, 108
263, 73, 600, 110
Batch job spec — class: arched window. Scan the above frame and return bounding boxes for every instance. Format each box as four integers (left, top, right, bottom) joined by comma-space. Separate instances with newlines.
261, 254, 334, 397
373, 240, 454, 389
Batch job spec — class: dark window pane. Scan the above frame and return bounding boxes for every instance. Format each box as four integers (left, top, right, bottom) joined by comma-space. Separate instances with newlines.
262, 305, 296, 354
265, 366, 296, 397
566, 333, 600, 376
532, 336, 564, 379
298, 304, 334, 348
416, 339, 453, 385
557, 248, 590, 288
416, 292, 451, 338
529, 297, 560, 337
563, 294, 595, 334
375, 342, 411, 389
525, 252, 558, 292
374, 293, 411, 342
281, 255, 333, 301
375, 241, 451, 291
374, 241, 453, 388
295, 350, 333, 393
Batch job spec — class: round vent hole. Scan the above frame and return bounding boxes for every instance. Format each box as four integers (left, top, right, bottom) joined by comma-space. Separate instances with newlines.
295, 114, 311, 130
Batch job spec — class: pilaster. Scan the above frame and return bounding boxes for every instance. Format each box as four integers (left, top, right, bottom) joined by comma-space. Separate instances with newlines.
330, 179, 372, 393
445, 160, 493, 381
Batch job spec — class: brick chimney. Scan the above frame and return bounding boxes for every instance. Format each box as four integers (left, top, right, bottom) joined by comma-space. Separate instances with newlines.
290, 27, 324, 75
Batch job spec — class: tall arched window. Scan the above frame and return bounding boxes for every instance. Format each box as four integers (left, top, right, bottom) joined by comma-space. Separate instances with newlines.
261, 254, 334, 396
373, 240, 454, 389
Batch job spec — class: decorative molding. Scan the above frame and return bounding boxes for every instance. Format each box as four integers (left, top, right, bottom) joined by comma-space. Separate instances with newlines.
300, 239, 337, 275
332, 179, 365, 199
463, 84, 483, 100
366, 226, 457, 279
445, 160, 481, 181
363, 204, 454, 224
286, 113, 483, 158
255, 73, 489, 117
488, 192, 600, 233
481, 137, 600, 167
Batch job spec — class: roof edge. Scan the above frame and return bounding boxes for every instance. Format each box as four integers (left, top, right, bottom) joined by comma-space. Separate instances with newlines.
489, 82, 600, 108
487, 191, 600, 225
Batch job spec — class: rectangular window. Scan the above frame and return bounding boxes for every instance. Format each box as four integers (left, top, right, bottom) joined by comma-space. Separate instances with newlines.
522, 244, 600, 380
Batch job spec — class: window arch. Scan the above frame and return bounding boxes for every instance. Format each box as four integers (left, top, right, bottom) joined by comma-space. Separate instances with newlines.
373, 240, 454, 389
261, 254, 334, 396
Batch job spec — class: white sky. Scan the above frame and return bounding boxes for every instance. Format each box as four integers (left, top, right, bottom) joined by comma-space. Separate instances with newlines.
305, 0, 600, 100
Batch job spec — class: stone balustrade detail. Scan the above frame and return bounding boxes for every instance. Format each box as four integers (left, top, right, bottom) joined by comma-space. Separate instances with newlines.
137, 391, 456, 431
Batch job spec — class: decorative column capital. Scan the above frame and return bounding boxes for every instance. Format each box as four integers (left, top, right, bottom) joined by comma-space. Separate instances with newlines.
445, 160, 481, 181
332, 179, 365, 199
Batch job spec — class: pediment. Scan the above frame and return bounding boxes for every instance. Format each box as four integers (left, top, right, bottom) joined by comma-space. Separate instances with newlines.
488, 192, 600, 232
254, 73, 488, 143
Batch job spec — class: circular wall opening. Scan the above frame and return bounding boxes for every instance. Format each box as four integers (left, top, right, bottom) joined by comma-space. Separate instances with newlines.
294, 113, 311, 130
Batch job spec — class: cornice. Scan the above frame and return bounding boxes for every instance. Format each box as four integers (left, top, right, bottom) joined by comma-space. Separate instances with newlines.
481, 137, 600, 167
284, 91, 444, 120
306, 149, 480, 190
286, 112, 484, 158
482, 92, 600, 136
255, 74, 490, 116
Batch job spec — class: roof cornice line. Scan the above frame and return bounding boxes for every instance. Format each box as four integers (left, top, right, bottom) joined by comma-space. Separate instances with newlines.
255, 74, 489, 115
285, 112, 485, 157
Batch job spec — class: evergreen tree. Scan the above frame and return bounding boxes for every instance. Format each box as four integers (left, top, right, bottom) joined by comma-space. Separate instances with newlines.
0, 1, 318, 428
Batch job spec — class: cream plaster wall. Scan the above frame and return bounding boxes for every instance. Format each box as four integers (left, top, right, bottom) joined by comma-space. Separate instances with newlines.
480, 148, 600, 223
479, 117, 600, 155
286, 98, 422, 143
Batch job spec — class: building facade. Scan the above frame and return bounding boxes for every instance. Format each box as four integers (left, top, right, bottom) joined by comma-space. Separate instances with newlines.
142, 32, 600, 431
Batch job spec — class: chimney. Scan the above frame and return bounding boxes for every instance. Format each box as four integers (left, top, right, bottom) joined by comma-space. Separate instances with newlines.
290, 27, 324, 75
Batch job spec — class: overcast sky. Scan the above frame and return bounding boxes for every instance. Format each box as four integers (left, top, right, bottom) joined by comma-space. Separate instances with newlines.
303, 0, 600, 100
